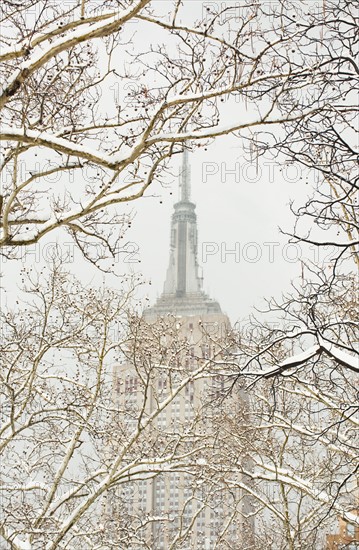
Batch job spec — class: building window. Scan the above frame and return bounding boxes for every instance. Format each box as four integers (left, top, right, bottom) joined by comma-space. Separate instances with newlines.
202, 344, 210, 359
158, 378, 167, 394
125, 376, 138, 394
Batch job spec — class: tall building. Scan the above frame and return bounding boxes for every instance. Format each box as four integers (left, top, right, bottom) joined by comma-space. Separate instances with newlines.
110, 151, 253, 549
144, 148, 223, 320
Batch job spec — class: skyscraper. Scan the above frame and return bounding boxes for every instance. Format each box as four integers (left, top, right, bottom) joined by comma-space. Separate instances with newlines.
144, 148, 224, 320
111, 151, 252, 549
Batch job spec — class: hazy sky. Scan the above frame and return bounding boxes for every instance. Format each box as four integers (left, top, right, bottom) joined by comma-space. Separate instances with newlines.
0, 1, 325, 327
1, 125, 319, 326
116, 130, 315, 324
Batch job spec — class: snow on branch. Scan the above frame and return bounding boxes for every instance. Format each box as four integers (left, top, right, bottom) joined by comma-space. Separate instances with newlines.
0, 0, 151, 110
319, 337, 359, 373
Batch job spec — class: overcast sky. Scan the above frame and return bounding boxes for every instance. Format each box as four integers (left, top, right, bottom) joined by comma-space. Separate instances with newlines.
112, 130, 316, 324
0, 1, 326, 327
1, 123, 319, 327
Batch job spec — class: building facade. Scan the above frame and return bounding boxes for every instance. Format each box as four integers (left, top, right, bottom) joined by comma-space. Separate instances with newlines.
110, 151, 253, 548
326, 512, 359, 549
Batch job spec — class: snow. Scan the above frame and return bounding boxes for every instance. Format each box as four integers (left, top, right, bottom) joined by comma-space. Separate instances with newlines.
1, 1, 148, 110
3, 6, 136, 72
1, 127, 116, 168
1, 126, 150, 173
46, 471, 106, 516
319, 337, 358, 372
242, 465, 359, 525
7, 534, 32, 550
279, 345, 320, 368
244, 336, 358, 378
0, 43, 24, 61
246, 345, 320, 377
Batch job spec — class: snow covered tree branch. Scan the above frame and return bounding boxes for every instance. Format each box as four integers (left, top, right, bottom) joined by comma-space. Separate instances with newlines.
0, 262, 248, 549
0, 0, 350, 265
220, 368, 359, 548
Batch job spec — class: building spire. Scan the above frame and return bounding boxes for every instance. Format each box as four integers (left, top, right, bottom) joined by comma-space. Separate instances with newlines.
143, 149, 222, 317
161, 149, 201, 296
180, 148, 191, 202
